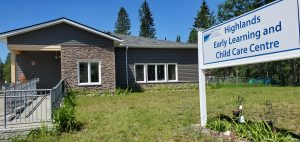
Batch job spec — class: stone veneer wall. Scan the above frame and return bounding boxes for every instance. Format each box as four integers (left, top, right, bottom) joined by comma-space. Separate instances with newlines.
61, 45, 116, 92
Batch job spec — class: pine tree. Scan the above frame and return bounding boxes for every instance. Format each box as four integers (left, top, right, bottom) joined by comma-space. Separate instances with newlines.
188, 29, 198, 43
176, 35, 181, 42
193, 0, 215, 29
188, 0, 215, 43
218, 0, 251, 22
114, 7, 131, 35
139, 0, 156, 38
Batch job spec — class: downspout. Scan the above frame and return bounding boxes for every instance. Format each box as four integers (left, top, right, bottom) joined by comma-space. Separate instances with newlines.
125, 46, 129, 88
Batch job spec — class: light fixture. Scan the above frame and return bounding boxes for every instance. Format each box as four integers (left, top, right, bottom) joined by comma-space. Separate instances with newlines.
54, 51, 61, 59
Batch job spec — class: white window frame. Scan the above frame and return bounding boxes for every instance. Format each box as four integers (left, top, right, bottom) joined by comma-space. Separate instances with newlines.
167, 63, 178, 82
146, 63, 157, 83
155, 63, 167, 82
134, 63, 146, 83
134, 63, 177, 83
77, 61, 101, 86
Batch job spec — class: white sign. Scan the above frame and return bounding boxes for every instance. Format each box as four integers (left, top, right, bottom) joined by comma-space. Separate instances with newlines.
200, 0, 300, 69
198, 0, 300, 127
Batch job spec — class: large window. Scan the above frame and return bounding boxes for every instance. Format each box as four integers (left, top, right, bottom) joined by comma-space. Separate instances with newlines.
147, 65, 156, 81
135, 63, 177, 83
167, 64, 177, 81
135, 64, 145, 82
78, 61, 101, 85
157, 64, 165, 81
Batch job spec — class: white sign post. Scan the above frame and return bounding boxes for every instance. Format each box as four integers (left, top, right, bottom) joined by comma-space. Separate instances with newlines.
198, 0, 300, 126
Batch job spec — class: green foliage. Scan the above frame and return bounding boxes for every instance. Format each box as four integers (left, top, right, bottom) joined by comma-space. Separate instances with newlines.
217, 0, 251, 23
115, 87, 132, 96
176, 35, 181, 42
213, 0, 300, 86
193, 0, 215, 29
114, 7, 131, 35
207, 117, 232, 132
26, 124, 58, 142
3, 53, 11, 83
26, 87, 300, 141
139, 0, 156, 38
188, 29, 198, 43
53, 90, 79, 133
11, 124, 58, 142
207, 117, 297, 142
188, 0, 215, 43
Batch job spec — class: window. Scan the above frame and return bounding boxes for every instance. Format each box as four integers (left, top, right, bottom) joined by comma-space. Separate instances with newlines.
78, 61, 101, 85
168, 64, 177, 81
147, 65, 156, 81
157, 65, 165, 81
135, 65, 145, 82
135, 63, 177, 83
79, 63, 88, 83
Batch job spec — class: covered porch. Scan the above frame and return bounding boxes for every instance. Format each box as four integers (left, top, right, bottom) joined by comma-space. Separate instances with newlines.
10, 45, 61, 89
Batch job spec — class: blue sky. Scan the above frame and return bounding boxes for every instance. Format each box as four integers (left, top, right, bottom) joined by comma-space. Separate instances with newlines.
0, 0, 225, 61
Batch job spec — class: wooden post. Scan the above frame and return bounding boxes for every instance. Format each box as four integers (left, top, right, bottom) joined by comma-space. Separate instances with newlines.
11, 50, 16, 84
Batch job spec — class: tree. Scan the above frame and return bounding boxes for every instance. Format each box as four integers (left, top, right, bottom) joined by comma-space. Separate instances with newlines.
188, 0, 215, 43
139, 0, 156, 38
217, 0, 251, 23
114, 7, 131, 35
211, 0, 300, 86
3, 53, 11, 83
188, 29, 198, 43
176, 35, 181, 42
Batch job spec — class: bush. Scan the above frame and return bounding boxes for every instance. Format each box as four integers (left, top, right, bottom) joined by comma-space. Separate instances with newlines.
115, 87, 132, 96
206, 117, 297, 142
207, 117, 232, 132
53, 89, 79, 132
11, 124, 58, 142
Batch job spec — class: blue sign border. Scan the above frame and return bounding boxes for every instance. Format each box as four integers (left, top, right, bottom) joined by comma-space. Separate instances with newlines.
202, 0, 300, 66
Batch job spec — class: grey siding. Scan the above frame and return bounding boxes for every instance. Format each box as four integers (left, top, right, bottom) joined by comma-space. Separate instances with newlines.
8, 23, 113, 47
16, 51, 61, 89
115, 48, 198, 87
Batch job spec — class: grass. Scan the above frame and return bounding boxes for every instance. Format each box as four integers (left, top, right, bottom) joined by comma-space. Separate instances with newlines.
206, 85, 300, 134
38, 86, 300, 141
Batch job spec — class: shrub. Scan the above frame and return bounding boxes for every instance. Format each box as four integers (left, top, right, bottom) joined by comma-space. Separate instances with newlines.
233, 121, 296, 142
206, 117, 297, 142
26, 124, 58, 141
115, 87, 132, 96
11, 124, 58, 142
53, 89, 79, 132
207, 117, 232, 132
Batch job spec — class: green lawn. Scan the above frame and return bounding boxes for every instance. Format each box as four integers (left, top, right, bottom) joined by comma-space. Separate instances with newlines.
57, 86, 300, 141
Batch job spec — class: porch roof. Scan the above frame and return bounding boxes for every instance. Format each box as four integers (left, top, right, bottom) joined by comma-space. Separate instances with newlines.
0, 17, 123, 44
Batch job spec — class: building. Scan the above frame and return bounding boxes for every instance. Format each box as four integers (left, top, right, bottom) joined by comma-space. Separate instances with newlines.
0, 18, 198, 92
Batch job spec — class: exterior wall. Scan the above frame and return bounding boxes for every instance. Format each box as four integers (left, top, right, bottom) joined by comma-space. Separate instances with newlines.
115, 48, 199, 87
8, 23, 113, 47
16, 51, 61, 89
61, 45, 116, 92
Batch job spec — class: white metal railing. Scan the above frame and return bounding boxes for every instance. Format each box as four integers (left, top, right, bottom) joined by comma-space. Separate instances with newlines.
0, 78, 66, 129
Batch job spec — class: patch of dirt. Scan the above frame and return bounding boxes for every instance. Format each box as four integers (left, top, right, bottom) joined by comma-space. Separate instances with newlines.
191, 124, 249, 142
